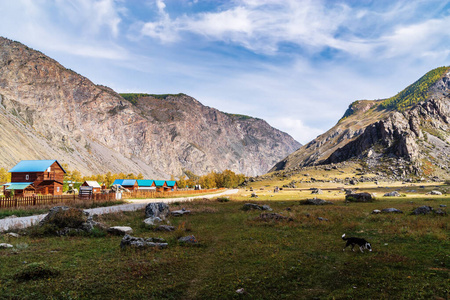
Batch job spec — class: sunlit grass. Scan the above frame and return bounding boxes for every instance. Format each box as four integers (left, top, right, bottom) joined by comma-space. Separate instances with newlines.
0, 194, 448, 299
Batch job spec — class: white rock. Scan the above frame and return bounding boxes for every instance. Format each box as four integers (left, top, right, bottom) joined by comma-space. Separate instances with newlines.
143, 217, 162, 226
7, 232, 20, 238
0, 243, 13, 248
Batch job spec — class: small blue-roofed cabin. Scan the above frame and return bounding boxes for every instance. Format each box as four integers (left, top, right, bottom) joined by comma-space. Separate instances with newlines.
165, 181, 178, 191
112, 179, 138, 191
154, 180, 167, 192
137, 180, 156, 191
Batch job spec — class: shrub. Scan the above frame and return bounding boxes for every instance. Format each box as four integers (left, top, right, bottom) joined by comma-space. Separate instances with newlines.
216, 197, 230, 202
14, 262, 60, 281
46, 208, 86, 229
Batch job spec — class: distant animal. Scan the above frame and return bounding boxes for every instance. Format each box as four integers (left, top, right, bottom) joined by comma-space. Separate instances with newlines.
342, 234, 372, 253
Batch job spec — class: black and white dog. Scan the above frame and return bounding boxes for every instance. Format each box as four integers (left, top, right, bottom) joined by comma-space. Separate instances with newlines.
342, 234, 372, 253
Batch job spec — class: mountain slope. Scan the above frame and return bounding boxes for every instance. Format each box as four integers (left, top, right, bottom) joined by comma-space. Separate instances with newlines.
0, 37, 300, 177
271, 67, 450, 179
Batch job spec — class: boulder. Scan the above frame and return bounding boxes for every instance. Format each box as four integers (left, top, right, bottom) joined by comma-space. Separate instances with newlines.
427, 190, 442, 195
411, 206, 433, 215
242, 203, 272, 211
300, 199, 333, 205
345, 193, 374, 202
108, 226, 133, 236
120, 234, 168, 249
384, 191, 401, 197
178, 235, 198, 244
258, 213, 292, 221
171, 208, 191, 217
144, 202, 170, 219
250, 193, 258, 198
0, 243, 13, 249
38, 206, 103, 235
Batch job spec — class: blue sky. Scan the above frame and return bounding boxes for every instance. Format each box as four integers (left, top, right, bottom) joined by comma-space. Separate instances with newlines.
1, 0, 450, 144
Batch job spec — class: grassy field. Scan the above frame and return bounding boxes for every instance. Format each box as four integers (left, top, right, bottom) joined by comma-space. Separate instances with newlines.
0, 190, 449, 299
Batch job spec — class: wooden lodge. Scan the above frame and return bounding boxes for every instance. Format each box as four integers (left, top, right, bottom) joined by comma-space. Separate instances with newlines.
165, 180, 178, 191
5, 160, 66, 196
136, 180, 156, 191
154, 180, 167, 192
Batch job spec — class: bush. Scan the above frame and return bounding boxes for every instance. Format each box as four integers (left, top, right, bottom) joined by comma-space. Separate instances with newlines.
45, 208, 86, 229
216, 197, 230, 202
14, 262, 60, 281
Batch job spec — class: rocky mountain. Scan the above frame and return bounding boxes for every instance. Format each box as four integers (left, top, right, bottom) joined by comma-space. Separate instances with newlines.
0, 37, 301, 177
271, 66, 450, 180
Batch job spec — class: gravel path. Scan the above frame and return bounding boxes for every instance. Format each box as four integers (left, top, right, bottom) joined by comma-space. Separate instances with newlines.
0, 189, 238, 232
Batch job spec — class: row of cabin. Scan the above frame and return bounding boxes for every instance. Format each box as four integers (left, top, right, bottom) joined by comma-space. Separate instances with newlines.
2, 160, 177, 197
112, 179, 177, 192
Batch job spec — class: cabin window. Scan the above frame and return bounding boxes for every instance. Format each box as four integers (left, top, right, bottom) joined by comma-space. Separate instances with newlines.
47, 167, 51, 172
57, 187, 60, 192
25, 174, 29, 180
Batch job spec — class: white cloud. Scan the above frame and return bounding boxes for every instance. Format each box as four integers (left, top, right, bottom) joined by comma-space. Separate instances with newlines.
269, 117, 324, 144
0, 0, 127, 59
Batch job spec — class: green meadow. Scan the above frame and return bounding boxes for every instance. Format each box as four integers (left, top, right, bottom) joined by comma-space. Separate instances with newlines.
0, 191, 449, 299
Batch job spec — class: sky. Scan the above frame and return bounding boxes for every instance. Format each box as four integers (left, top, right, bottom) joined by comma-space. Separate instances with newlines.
1, 0, 450, 144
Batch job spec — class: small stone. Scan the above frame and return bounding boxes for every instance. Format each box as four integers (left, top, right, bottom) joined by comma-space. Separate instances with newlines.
371, 209, 381, 214
381, 208, 403, 214
154, 225, 175, 232
178, 235, 198, 244
384, 191, 401, 197
143, 217, 162, 226
6, 233, 20, 238
236, 288, 246, 294
0, 243, 13, 248
317, 217, 329, 221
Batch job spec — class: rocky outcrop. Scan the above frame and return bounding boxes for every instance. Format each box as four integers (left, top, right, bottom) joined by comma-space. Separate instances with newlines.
271, 67, 450, 179
0, 37, 300, 177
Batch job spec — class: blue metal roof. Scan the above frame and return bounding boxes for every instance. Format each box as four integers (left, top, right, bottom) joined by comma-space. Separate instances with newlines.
112, 179, 136, 186
154, 180, 166, 187
9, 160, 66, 173
137, 180, 155, 187
166, 181, 177, 187
5, 182, 33, 190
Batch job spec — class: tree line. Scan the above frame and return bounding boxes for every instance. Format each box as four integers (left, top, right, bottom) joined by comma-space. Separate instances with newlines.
177, 169, 246, 189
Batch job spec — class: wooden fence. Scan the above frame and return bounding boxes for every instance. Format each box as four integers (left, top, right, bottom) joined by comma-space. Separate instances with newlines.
0, 188, 225, 209
0, 193, 116, 209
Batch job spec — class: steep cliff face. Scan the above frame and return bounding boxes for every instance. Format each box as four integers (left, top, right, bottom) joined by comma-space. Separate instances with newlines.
0, 37, 300, 177
271, 67, 450, 179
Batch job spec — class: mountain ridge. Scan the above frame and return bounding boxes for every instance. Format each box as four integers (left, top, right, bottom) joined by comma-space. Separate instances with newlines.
271, 66, 450, 180
0, 36, 301, 177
